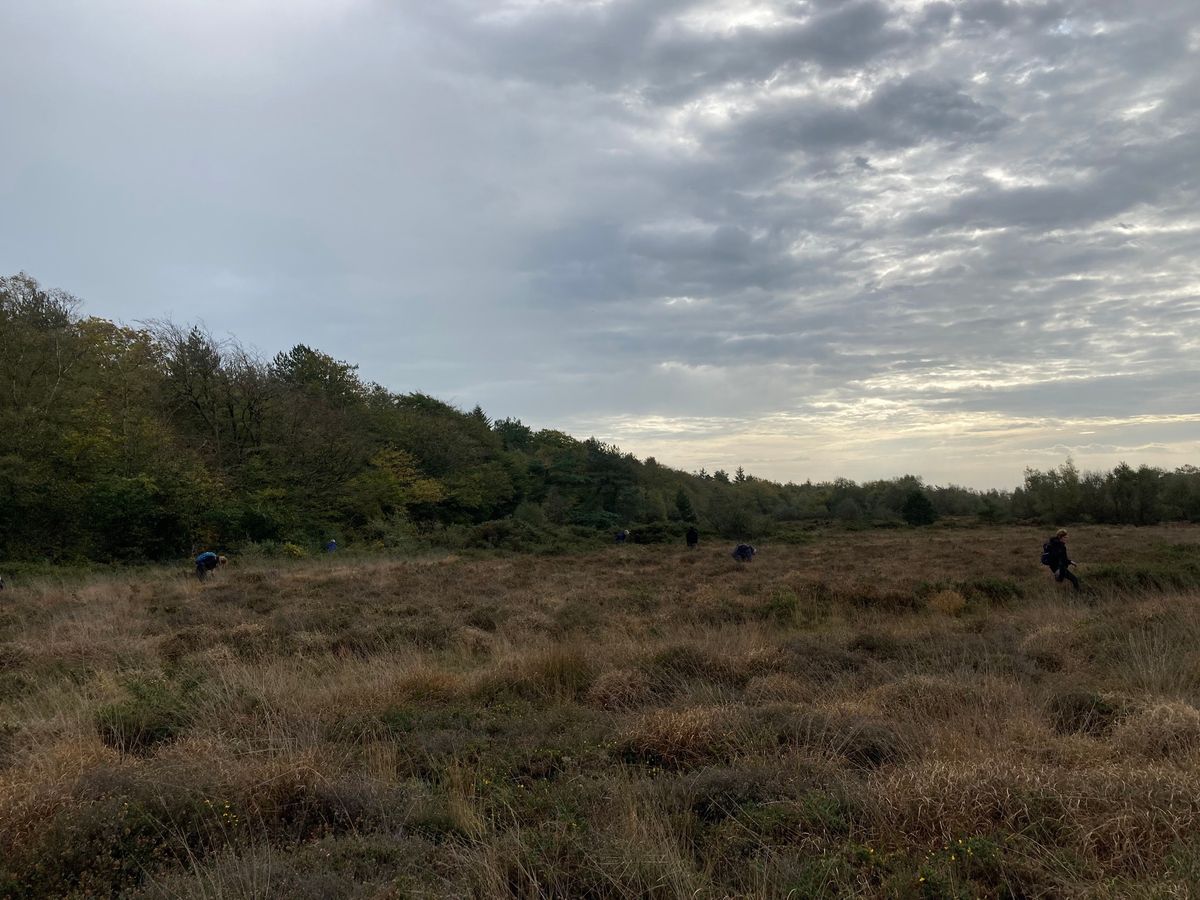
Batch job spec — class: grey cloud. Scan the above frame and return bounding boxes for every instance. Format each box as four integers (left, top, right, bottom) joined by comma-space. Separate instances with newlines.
717, 75, 1008, 156
2, 0, 1198, 486
909, 131, 1200, 232
461, 0, 915, 103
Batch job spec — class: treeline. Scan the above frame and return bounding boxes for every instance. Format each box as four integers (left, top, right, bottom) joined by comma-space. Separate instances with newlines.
1014, 459, 1200, 526
2, 273, 1198, 561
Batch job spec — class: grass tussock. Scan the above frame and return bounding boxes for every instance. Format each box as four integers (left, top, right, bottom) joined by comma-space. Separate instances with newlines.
3, 525, 1200, 897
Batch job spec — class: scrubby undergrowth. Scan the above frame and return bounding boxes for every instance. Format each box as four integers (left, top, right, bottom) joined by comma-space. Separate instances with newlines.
3, 525, 1200, 898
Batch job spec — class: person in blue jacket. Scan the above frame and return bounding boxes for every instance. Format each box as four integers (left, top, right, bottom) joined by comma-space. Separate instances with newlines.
195, 551, 226, 581
732, 543, 756, 562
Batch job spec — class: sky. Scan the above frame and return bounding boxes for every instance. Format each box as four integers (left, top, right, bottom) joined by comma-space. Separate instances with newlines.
2, 0, 1197, 489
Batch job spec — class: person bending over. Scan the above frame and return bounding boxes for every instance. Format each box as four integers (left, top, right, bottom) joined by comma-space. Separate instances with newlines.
195, 551, 227, 581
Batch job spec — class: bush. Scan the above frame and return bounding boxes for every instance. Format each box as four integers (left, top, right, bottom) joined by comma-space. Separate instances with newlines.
627, 522, 682, 544
901, 490, 938, 526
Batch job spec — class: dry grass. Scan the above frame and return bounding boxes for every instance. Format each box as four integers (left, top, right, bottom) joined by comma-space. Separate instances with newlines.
2, 524, 1200, 897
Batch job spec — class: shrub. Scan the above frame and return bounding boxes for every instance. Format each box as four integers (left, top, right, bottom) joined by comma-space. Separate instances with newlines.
627, 522, 682, 544
901, 490, 938, 526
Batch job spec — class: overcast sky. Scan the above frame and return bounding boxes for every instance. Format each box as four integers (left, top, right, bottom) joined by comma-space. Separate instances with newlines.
2, 0, 1197, 488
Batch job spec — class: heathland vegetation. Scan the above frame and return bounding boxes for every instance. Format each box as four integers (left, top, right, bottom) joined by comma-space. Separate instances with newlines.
3, 272, 1200, 570
4, 527, 1200, 897
6, 272, 1200, 896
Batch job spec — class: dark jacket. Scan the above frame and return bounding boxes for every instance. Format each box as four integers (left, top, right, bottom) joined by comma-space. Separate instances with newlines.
1046, 537, 1071, 569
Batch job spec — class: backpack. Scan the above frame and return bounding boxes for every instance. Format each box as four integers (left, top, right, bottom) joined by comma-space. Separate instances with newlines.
1040, 541, 1053, 566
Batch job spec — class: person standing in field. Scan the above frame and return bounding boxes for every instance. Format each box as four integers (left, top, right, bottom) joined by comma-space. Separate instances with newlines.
686, 525, 699, 549
195, 551, 227, 581
1044, 529, 1079, 590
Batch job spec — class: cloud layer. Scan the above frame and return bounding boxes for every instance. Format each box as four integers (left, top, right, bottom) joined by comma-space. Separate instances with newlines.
2, 0, 1197, 486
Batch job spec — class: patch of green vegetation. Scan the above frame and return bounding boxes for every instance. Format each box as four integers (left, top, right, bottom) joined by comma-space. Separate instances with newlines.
94, 674, 202, 755
1088, 563, 1200, 593
958, 576, 1025, 604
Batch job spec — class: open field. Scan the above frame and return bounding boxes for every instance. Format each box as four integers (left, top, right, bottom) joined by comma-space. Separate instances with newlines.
4, 525, 1200, 898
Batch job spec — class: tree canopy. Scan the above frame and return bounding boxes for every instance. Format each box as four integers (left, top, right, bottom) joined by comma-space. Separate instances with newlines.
2, 274, 1197, 562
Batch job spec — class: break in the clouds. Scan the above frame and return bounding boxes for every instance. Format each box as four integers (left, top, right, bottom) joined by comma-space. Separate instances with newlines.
2, 0, 1197, 487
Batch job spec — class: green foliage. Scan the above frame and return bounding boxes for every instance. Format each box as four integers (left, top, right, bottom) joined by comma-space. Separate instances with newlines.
901, 490, 938, 526
94, 674, 200, 754
3, 272, 1198, 564
627, 522, 684, 544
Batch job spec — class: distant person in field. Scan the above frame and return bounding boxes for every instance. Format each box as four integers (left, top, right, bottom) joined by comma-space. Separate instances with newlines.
1043, 529, 1079, 590
686, 525, 699, 549
195, 551, 227, 581
732, 543, 756, 563
325, 539, 338, 553
615, 529, 628, 544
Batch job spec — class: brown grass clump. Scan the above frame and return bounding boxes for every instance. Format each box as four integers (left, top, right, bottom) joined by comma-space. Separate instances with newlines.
389, 666, 467, 704
617, 705, 748, 768
1048, 686, 1126, 737
1112, 700, 1200, 759
926, 589, 967, 617
870, 674, 988, 721
585, 668, 654, 710
765, 706, 914, 769
744, 673, 809, 704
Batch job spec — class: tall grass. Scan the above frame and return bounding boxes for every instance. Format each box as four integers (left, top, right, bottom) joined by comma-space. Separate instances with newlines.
2, 524, 1200, 897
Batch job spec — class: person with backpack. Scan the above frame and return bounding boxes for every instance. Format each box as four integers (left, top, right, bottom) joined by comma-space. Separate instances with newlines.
195, 551, 227, 581
686, 525, 699, 549
1042, 529, 1078, 590
732, 543, 756, 563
